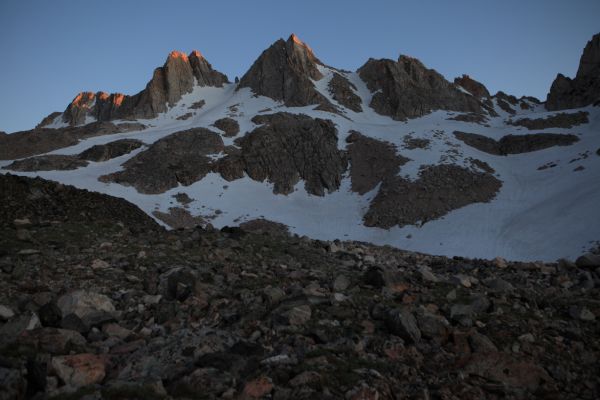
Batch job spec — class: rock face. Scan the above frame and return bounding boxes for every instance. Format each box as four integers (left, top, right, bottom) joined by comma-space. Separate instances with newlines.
547, 33, 600, 110
4, 155, 88, 172
346, 130, 409, 194
78, 139, 144, 162
364, 164, 502, 228
100, 128, 224, 194
507, 111, 589, 130
238, 34, 334, 110
454, 74, 490, 99
358, 56, 483, 120
36, 111, 62, 128
212, 117, 240, 137
0, 173, 160, 232
216, 113, 347, 196
60, 51, 228, 126
0, 122, 131, 160
453, 131, 579, 155
3, 139, 144, 172
328, 73, 362, 112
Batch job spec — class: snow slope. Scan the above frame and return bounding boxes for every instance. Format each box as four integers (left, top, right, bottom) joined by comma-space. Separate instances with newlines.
2, 73, 599, 262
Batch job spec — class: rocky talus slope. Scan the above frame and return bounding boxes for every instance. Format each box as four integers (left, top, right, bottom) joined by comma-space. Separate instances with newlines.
1, 174, 599, 399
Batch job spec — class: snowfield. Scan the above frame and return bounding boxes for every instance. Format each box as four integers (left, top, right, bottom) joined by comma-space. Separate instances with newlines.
2, 74, 599, 262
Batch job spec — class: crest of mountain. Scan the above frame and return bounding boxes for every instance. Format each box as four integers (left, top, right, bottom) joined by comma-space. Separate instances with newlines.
51, 50, 228, 126
237, 34, 336, 111
1, 32, 599, 263
546, 33, 600, 110
358, 55, 484, 120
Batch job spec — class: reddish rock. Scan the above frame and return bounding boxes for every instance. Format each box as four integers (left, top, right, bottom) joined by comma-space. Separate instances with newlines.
51, 353, 107, 387
60, 50, 228, 125
243, 376, 273, 398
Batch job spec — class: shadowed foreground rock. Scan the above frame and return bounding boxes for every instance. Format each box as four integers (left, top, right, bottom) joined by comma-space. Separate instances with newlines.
0, 174, 598, 399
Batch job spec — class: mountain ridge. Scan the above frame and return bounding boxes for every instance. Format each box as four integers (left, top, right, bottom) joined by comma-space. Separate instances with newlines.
1, 33, 599, 262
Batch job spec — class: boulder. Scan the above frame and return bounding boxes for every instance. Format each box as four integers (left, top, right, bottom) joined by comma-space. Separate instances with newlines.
212, 117, 240, 137
51, 353, 107, 387
386, 307, 421, 343
576, 253, 600, 268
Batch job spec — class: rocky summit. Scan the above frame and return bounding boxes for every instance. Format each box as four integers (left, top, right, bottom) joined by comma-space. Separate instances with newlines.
0, 32, 599, 399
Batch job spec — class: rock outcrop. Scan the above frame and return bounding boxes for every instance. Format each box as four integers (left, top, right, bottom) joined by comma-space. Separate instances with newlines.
364, 164, 502, 228
78, 139, 144, 162
0, 122, 144, 160
59, 51, 228, 126
212, 117, 240, 137
36, 111, 62, 128
216, 113, 347, 196
454, 74, 491, 99
238, 34, 335, 111
507, 111, 589, 130
328, 73, 362, 112
453, 131, 579, 155
346, 130, 409, 194
4, 155, 88, 172
0, 173, 160, 232
358, 56, 483, 120
100, 128, 224, 194
3, 139, 144, 172
547, 33, 600, 110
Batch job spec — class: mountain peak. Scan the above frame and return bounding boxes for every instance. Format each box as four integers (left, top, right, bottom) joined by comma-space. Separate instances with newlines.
288, 33, 302, 44
547, 32, 600, 110
167, 50, 189, 62
238, 34, 332, 109
189, 50, 204, 60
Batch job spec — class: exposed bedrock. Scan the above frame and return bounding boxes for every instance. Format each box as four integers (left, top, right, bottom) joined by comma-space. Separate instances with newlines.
216, 113, 347, 196
100, 128, 224, 194
55, 51, 228, 126
3, 139, 144, 172
547, 33, 600, 110
238, 34, 336, 111
364, 165, 502, 229
358, 56, 483, 120
345, 130, 409, 195
453, 131, 579, 155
